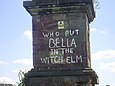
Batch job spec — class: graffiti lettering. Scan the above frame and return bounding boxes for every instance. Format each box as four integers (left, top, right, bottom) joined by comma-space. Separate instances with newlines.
40, 55, 83, 64
49, 38, 77, 48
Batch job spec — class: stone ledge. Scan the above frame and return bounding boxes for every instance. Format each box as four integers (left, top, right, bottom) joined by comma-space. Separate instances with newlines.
26, 68, 97, 77
24, 68, 99, 85
25, 68, 98, 84
23, 0, 95, 22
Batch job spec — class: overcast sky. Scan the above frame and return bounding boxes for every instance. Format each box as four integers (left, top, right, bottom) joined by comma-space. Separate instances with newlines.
0, 0, 115, 86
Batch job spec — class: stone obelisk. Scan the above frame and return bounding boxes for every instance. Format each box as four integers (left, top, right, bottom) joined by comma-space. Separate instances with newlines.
23, 0, 99, 86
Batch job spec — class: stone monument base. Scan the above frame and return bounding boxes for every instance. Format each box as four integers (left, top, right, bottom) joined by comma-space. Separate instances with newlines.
24, 68, 98, 86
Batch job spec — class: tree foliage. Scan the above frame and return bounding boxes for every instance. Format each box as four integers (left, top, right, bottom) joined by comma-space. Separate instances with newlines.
94, 0, 100, 10
17, 70, 25, 86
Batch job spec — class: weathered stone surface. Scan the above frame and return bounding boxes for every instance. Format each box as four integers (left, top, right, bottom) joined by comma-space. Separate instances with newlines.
23, 0, 98, 86
25, 69, 98, 86
32, 12, 91, 70
23, 0, 95, 22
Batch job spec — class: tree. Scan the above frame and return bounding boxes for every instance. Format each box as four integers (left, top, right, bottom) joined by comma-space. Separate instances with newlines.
94, 0, 100, 10
17, 70, 25, 86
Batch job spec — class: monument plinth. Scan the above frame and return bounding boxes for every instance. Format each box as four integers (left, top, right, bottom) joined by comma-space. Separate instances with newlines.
23, 0, 99, 86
